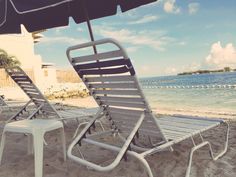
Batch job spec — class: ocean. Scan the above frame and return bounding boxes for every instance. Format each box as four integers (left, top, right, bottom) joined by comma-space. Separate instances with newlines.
140, 72, 236, 119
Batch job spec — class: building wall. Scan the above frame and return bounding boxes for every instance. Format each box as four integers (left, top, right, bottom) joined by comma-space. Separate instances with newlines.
0, 68, 35, 87
56, 69, 81, 83
0, 25, 56, 89
41, 66, 57, 88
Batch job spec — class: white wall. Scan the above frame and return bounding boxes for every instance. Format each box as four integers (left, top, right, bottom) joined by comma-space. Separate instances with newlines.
0, 26, 44, 88
41, 65, 58, 89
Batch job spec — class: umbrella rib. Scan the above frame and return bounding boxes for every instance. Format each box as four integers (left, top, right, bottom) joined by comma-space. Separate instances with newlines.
8, 0, 73, 14
0, 0, 7, 27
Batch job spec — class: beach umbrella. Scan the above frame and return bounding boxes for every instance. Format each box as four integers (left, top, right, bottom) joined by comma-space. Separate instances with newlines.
0, 0, 157, 43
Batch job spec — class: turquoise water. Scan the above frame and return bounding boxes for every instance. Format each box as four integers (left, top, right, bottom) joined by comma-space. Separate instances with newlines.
140, 72, 236, 119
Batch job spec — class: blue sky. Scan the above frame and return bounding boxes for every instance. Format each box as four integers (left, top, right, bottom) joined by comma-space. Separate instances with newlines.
35, 0, 236, 77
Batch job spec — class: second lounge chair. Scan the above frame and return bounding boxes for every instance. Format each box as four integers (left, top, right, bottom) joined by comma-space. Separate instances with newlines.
4, 67, 99, 123
66, 38, 229, 177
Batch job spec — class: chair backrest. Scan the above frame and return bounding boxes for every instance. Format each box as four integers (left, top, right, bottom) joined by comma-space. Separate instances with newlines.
5, 67, 60, 118
67, 38, 167, 141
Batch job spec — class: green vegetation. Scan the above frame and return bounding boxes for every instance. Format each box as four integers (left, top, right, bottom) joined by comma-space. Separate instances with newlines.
0, 49, 20, 68
178, 67, 236, 75
45, 89, 90, 100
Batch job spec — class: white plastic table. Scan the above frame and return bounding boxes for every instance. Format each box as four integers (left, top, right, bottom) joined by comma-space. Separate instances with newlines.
0, 119, 66, 177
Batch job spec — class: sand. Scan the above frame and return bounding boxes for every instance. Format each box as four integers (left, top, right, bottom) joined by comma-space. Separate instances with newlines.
0, 98, 235, 177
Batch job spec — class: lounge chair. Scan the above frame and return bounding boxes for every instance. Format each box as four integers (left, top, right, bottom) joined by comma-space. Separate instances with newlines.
4, 66, 99, 123
66, 38, 229, 177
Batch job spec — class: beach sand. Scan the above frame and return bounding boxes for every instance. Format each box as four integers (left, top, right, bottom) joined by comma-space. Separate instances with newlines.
0, 98, 235, 177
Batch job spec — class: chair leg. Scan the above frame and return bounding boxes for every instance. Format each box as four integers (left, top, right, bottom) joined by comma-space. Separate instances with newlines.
0, 131, 6, 165
186, 122, 230, 177
33, 131, 44, 177
128, 151, 154, 177
185, 141, 222, 177
60, 127, 66, 161
73, 120, 105, 139
73, 122, 89, 138
212, 122, 230, 160
27, 134, 34, 155
96, 120, 105, 131
185, 141, 215, 177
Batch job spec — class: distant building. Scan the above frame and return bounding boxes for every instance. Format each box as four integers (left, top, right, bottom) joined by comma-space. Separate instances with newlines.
223, 67, 231, 72
42, 63, 57, 87
0, 25, 57, 89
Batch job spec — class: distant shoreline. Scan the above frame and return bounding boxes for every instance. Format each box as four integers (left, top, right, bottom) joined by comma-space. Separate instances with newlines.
178, 67, 236, 75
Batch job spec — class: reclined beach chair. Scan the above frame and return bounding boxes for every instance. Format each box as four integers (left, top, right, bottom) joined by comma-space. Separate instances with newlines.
67, 38, 229, 177
4, 66, 99, 123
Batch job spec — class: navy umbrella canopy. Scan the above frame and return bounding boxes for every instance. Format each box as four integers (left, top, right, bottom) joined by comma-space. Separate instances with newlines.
0, 0, 157, 34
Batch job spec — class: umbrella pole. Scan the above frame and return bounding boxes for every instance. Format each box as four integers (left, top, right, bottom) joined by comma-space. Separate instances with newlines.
82, 0, 97, 54
82, 1, 97, 55
86, 17, 106, 92
86, 19, 97, 54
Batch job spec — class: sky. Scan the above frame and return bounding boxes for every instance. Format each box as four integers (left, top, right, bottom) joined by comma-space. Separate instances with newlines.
35, 0, 236, 77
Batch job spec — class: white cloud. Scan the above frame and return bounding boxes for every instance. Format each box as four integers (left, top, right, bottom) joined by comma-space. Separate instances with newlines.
205, 24, 214, 29
205, 41, 236, 68
126, 46, 140, 53
163, 0, 181, 14
118, 9, 138, 18
94, 25, 174, 51
77, 27, 84, 32
129, 15, 160, 25
177, 41, 186, 46
140, 65, 150, 72
188, 3, 200, 15
54, 26, 69, 35
165, 66, 177, 75
40, 36, 87, 45
163, 62, 202, 75
184, 62, 201, 71
137, 65, 158, 76
165, 61, 202, 75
